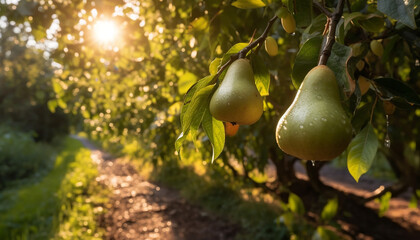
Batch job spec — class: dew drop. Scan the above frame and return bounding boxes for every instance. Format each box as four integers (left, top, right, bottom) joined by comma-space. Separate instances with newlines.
384, 115, 391, 148
283, 126, 287, 130
384, 134, 391, 148
314, 117, 318, 121
321, 117, 327, 122
311, 160, 315, 167
309, 122, 313, 126
299, 125, 304, 129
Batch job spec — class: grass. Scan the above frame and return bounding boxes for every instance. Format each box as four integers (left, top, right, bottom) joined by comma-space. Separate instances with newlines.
0, 137, 108, 240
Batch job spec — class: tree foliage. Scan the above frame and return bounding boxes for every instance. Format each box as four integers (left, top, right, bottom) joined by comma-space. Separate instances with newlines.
2, 0, 420, 237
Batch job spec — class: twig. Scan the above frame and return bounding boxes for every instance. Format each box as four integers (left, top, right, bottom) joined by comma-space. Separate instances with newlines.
239, 160, 277, 193
214, 15, 279, 80
318, 0, 346, 65
313, 1, 332, 17
362, 182, 408, 203
370, 96, 378, 123
346, 0, 352, 13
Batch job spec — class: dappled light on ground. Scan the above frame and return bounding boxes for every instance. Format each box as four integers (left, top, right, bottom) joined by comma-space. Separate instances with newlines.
76, 137, 239, 240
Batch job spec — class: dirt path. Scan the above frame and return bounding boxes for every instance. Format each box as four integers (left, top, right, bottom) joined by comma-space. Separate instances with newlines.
76, 136, 420, 239
75, 137, 239, 240
295, 162, 420, 234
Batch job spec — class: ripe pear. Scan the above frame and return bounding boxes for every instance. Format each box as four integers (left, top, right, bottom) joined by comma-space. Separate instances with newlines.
276, 65, 352, 161
370, 40, 383, 57
281, 12, 296, 34
225, 122, 239, 137
358, 75, 370, 95
209, 58, 263, 125
265, 36, 278, 57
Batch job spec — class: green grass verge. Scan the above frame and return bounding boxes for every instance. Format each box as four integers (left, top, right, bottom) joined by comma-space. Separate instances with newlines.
0, 137, 108, 240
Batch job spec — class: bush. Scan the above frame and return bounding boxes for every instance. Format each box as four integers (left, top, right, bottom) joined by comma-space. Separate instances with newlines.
0, 124, 54, 189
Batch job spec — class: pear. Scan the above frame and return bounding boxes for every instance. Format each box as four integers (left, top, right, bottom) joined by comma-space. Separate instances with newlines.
370, 40, 383, 57
209, 58, 263, 125
276, 65, 352, 161
265, 36, 278, 57
225, 122, 240, 137
281, 12, 296, 34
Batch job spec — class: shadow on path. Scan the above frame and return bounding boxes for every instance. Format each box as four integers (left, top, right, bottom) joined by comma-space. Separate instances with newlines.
74, 136, 239, 240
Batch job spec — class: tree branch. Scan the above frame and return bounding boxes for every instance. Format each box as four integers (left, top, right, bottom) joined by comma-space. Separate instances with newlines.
240, 160, 278, 193
318, 0, 346, 65
362, 182, 408, 203
313, 1, 332, 17
214, 15, 279, 80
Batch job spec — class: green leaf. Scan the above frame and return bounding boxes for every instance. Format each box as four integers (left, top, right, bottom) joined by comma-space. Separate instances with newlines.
288, 193, 305, 215
343, 12, 363, 30
178, 72, 198, 94
372, 77, 420, 106
301, 14, 327, 43
294, 0, 312, 27
351, 104, 371, 133
276, 7, 289, 18
321, 197, 338, 221
313, 227, 340, 240
409, 194, 418, 208
32, 26, 46, 41
47, 100, 57, 113
378, 0, 417, 29
209, 58, 222, 75
251, 55, 270, 96
347, 123, 379, 182
350, 0, 367, 12
175, 131, 186, 152
221, 43, 248, 66
356, 14, 385, 33
190, 17, 209, 32
202, 108, 225, 162
231, 0, 266, 9
182, 84, 215, 134
57, 98, 67, 109
327, 42, 353, 96
378, 192, 392, 217
181, 75, 215, 125
291, 36, 323, 88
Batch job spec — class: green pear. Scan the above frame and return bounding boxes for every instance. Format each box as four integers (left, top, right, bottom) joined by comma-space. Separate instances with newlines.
276, 65, 352, 161
209, 58, 263, 125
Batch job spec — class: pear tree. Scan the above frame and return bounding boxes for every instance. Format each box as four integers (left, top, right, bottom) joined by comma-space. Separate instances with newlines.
2, 0, 420, 238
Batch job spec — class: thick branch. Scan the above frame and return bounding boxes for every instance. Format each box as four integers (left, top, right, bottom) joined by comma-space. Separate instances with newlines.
214, 15, 279, 80
318, 0, 346, 65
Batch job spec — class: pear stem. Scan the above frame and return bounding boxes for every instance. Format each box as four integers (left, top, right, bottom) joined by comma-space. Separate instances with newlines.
214, 15, 279, 80
318, 0, 346, 66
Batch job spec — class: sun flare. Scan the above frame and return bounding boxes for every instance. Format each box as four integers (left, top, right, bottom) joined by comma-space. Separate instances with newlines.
93, 20, 119, 44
